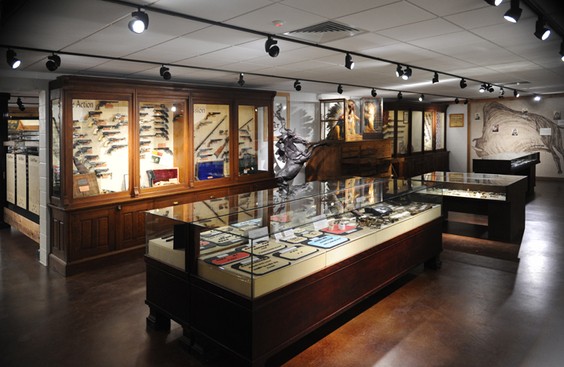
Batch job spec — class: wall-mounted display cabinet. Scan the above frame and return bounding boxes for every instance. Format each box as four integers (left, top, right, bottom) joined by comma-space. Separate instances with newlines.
384, 102, 448, 178
144, 177, 443, 366
48, 76, 276, 275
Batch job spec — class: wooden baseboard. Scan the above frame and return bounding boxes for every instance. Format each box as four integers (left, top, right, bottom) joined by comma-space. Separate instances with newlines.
3, 208, 40, 244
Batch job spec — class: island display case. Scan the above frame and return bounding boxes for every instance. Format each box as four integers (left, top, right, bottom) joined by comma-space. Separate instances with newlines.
411, 171, 528, 243
472, 152, 540, 195
144, 177, 444, 366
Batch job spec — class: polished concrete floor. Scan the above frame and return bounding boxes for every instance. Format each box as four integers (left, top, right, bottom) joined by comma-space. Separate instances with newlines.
1, 179, 563, 367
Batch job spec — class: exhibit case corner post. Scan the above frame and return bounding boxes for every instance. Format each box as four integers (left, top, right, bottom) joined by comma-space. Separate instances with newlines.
144, 177, 444, 365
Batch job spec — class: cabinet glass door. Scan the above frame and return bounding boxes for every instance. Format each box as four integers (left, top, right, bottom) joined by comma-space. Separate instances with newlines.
193, 104, 230, 181
238, 105, 270, 175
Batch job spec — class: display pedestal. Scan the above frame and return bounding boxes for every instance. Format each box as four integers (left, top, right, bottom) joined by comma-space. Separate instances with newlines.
473, 152, 540, 195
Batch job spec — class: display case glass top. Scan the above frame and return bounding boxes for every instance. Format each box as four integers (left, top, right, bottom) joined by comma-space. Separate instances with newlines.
193, 103, 230, 181
145, 177, 443, 298
415, 171, 526, 186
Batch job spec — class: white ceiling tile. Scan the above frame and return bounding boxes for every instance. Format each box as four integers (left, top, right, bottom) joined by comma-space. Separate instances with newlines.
279, 0, 397, 20
408, 0, 486, 17
152, 0, 275, 22
378, 18, 465, 42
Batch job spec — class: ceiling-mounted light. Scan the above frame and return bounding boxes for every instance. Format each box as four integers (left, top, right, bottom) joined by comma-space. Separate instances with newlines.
265, 36, 279, 57
432, 72, 439, 84
128, 8, 149, 34
479, 84, 486, 93
395, 64, 404, 78
6, 49, 21, 69
46, 53, 61, 71
159, 65, 171, 80
533, 94, 541, 102
455, 98, 460, 104
371, 88, 377, 97
293, 79, 302, 91
514, 89, 520, 98
534, 17, 551, 40
171, 105, 177, 112
238, 73, 245, 87
559, 41, 564, 62
344, 53, 354, 70
488, 84, 495, 93
460, 78, 467, 88
499, 87, 505, 98
16, 97, 25, 111
419, 94, 424, 102
337, 84, 343, 94
504, 0, 522, 23
397, 91, 403, 100
402, 66, 412, 80
464, 99, 469, 105
484, 0, 503, 5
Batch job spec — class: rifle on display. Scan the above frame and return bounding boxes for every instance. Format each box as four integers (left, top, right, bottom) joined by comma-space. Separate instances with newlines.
239, 117, 253, 132
195, 115, 227, 151
214, 137, 229, 158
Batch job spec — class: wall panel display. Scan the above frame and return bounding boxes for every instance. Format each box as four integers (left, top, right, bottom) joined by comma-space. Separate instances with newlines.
28, 155, 40, 215
436, 112, 445, 150
71, 99, 130, 197
139, 100, 186, 188
412, 111, 423, 153
16, 154, 27, 209
6, 153, 15, 204
193, 104, 230, 181
470, 99, 564, 177
424, 111, 433, 151
51, 98, 62, 197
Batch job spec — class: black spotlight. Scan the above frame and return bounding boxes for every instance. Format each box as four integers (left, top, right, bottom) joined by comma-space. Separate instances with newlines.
397, 91, 403, 100
371, 88, 377, 97
128, 8, 149, 34
6, 49, 21, 69
46, 53, 61, 71
238, 73, 245, 87
460, 78, 467, 88
395, 64, 404, 78
534, 17, 551, 41
265, 36, 279, 57
504, 0, 522, 23
488, 84, 495, 93
484, 0, 502, 5
345, 53, 354, 70
560, 41, 564, 62
402, 66, 412, 80
293, 80, 302, 91
418, 94, 424, 102
432, 72, 439, 84
454, 98, 459, 104
464, 99, 469, 105
499, 87, 505, 98
16, 97, 25, 111
337, 84, 343, 94
159, 65, 171, 80
514, 89, 520, 98
479, 83, 486, 93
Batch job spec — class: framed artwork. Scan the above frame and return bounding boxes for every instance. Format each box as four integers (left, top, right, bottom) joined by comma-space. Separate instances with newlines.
449, 113, 465, 127
272, 92, 290, 140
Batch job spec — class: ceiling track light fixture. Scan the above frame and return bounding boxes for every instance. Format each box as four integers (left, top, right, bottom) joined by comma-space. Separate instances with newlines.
533, 94, 541, 102
504, 0, 522, 23
460, 78, 467, 88
371, 88, 377, 97
397, 91, 403, 100
499, 87, 505, 98
488, 84, 495, 93
479, 83, 486, 93
6, 49, 21, 69
514, 89, 520, 98
484, 0, 503, 5
454, 98, 459, 104
293, 79, 301, 91
402, 66, 412, 80
128, 8, 149, 34
418, 94, 424, 102
46, 53, 61, 71
559, 41, 564, 62
395, 64, 404, 78
16, 97, 25, 111
344, 52, 354, 70
432, 72, 439, 84
534, 17, 551, 40
159, 65, 171, 80
337, 84, 343, 94
265, 36, 279, 57
464, 99, 469, 105
238, 73, 245, 87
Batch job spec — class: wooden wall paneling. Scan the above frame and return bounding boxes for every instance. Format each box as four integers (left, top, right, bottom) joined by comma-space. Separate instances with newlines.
69, 208, 115, 261
115, 201, 154, 250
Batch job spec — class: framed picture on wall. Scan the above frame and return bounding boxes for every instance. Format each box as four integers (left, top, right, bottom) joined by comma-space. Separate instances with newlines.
449, 113, 464, 127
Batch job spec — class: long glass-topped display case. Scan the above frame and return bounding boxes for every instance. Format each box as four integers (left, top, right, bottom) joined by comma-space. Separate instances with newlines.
145, 177, 443, 298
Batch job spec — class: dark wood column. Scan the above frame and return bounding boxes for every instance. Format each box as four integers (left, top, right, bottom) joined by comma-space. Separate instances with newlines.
0, 93, 11, 228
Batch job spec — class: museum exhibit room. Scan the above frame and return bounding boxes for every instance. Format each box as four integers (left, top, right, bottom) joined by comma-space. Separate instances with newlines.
1, 0, 564, 366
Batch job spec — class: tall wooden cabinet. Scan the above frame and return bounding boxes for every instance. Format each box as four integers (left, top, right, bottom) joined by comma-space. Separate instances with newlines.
48, 76, 276, 275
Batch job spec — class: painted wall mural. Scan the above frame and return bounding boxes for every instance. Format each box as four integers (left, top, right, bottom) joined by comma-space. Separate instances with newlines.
471, 99, 564, 177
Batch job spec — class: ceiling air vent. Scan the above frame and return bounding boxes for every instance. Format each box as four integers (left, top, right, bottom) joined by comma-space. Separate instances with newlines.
284, 21, 365, 44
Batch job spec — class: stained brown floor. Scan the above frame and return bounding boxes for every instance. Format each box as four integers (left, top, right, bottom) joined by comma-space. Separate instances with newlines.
1, 179, 563, 367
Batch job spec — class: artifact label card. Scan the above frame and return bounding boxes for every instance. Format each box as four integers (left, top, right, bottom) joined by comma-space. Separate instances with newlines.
307, 235, 349, 249
274, 245, 319, 260
205, 250, 250, 266
240, 241, 286, 256
232, 256, 290, 275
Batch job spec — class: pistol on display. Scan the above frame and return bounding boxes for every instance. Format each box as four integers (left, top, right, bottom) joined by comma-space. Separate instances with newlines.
107, 144, 128, 154
98, 130, 122, 141
73, 139, 92, 148
74, 146, 92, 157
103, 137, 126, 147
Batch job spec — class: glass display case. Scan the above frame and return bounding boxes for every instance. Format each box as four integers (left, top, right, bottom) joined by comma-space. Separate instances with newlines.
237, 105, 270, 176
193, 103, 230, 181
145, 177, 443, 298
